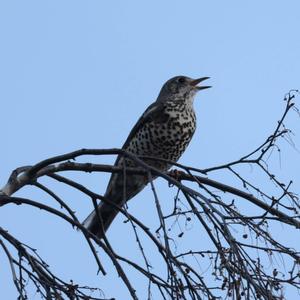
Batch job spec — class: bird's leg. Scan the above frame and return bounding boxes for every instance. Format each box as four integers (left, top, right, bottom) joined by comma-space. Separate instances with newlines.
167, 169, 185, 186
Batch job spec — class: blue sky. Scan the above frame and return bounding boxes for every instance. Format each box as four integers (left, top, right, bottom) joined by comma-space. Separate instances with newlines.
0, 1, 299, 299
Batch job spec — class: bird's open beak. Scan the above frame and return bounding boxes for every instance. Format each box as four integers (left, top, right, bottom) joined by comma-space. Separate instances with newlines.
190, 77, 211, 90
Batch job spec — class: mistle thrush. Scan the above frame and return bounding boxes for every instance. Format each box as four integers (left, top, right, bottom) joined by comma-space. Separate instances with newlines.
83, 75, 210, 238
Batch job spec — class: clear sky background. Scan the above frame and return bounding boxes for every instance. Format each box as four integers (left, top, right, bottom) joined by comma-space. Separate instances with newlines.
0, 1, 299, 299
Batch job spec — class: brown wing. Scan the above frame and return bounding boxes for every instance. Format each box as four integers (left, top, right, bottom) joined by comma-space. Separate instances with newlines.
104, 101, 167, 193
120, 101, 166, 152
110, 100, 168, 169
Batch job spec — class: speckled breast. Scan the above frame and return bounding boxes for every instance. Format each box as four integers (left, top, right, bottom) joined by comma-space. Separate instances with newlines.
126, 102, 196, 171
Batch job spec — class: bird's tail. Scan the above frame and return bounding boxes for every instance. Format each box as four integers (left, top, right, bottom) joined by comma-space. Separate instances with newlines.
82, 201, 120, 239
82, 172, 149, 239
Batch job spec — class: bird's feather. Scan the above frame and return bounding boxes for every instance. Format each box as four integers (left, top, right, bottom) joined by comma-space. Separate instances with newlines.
120, 101, 167, 154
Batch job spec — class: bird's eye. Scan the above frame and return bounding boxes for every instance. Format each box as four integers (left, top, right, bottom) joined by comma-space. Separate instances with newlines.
178, 77, 186, 83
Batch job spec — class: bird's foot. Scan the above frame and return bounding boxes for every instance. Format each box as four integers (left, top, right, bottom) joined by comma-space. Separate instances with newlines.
168, 169, 185, 186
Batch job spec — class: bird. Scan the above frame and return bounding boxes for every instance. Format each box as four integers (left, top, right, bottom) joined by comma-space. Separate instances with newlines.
83, 75, 211, 238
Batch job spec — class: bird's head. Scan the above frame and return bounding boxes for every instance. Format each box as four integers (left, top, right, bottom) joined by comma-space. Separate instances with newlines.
157, 75, 211, 103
